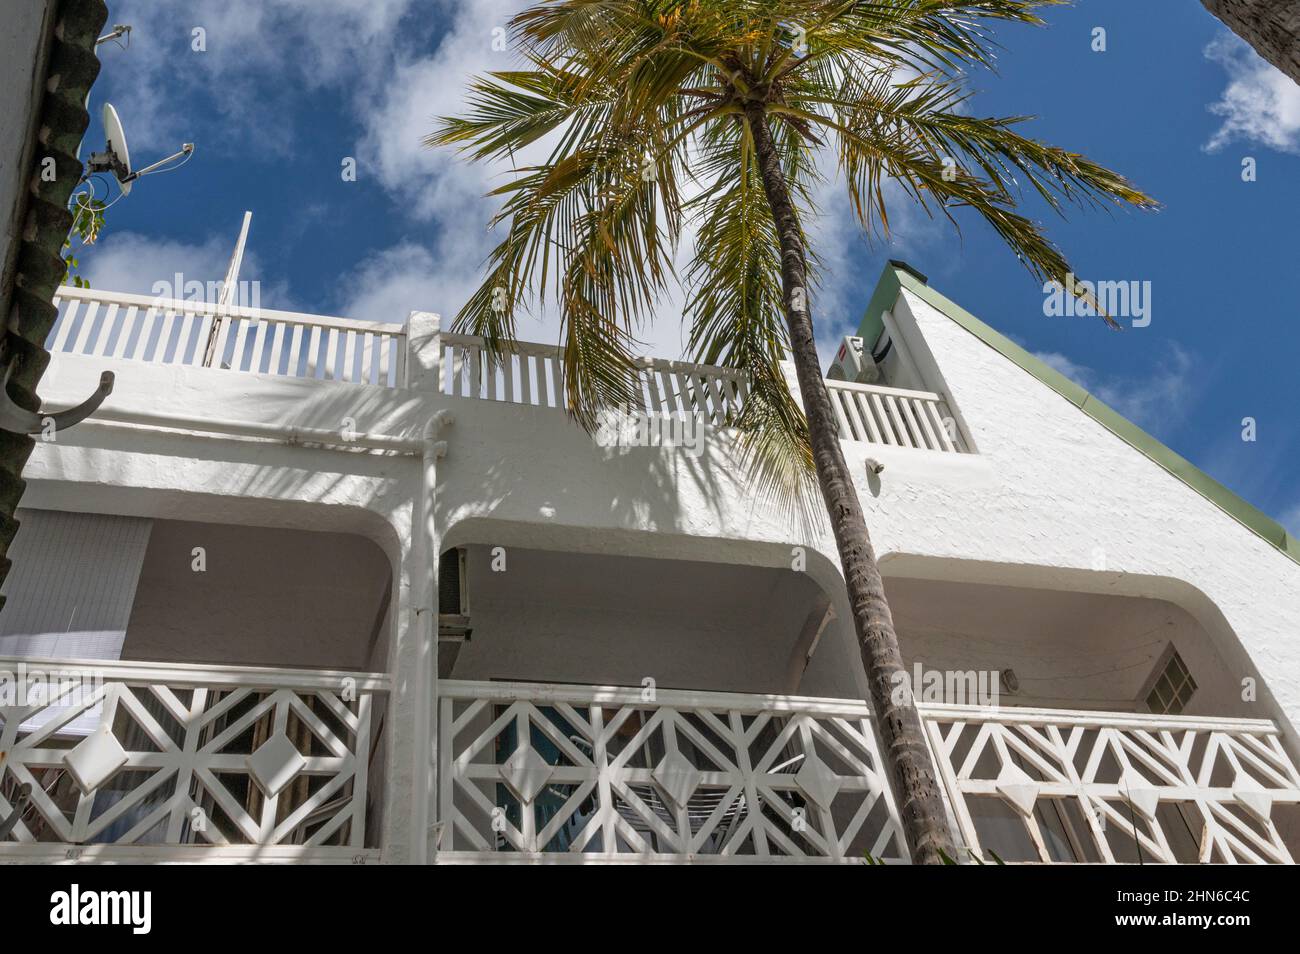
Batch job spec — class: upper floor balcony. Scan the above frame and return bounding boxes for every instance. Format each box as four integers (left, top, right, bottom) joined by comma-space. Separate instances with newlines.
45, 285, 972, 457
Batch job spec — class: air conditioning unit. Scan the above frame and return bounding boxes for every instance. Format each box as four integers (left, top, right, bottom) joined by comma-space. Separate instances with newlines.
828, 335, 881, 384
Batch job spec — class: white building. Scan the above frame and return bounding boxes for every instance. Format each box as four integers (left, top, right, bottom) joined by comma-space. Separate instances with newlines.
2, 260, 1297, 864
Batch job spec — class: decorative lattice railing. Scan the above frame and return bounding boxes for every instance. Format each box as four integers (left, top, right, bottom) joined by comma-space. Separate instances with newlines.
436, 679, 906, 862
924, 704, 1300, 864
436, 681, 1300, 864
0, 657, 387, 861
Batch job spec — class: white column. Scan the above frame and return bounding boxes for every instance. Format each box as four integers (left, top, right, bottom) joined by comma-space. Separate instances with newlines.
405, 311, 442, 393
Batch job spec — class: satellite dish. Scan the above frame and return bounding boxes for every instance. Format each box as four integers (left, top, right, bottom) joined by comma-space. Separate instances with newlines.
101, 103, 133, 194
84, 102, 193, 197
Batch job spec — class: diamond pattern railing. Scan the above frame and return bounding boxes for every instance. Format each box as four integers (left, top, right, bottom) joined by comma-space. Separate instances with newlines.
435, 680, 906, 861
437, 681, 1300, 864
922, 704, 1300, 864
0, 657, 388, 858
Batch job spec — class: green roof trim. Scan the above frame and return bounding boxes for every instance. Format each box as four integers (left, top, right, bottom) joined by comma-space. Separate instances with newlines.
859, 263, 1300, 567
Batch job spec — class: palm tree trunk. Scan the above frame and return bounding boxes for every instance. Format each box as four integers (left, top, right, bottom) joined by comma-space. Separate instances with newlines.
1201, 1, 1300, 86
743, 102, 956, 864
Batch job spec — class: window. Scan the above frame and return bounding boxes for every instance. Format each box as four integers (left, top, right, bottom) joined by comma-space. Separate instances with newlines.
1144, 646, 1197, 715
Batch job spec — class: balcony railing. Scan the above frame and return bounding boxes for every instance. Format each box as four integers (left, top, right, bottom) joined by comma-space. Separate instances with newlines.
48, 288, 967, 454
924, 704, 1300, 864
826, 377, 968, 453
437, 679, 907, 862
441, 333, 749, 423
0, 656, 388, 862
47, 286, 754, 414
48, 287, 407, 387
436, 680, 1300, 863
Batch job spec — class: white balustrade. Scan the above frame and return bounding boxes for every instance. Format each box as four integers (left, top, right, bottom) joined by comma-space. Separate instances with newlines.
50, 289, 966, 455
10, 660, 1294, 864
436, 680, 1300, 864
49, 287, 406, 387
441, 333, 749, 423
826, 378, 967, 452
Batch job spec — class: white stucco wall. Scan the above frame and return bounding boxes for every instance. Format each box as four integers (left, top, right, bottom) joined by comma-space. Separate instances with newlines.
867, 288, 1300, 745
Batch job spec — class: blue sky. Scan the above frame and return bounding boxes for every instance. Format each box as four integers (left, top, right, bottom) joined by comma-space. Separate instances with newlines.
80, 0, 1300, 532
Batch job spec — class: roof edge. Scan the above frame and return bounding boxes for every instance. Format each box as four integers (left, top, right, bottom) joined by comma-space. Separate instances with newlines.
859, 262, 1299, 568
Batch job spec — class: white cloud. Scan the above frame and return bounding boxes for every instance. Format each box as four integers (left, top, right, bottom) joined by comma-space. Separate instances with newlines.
1203, 31, 1300, 155
1033, 344, 1196, 430
79, 230, 291, 308
338, 240, 472, 326
356, 0, 523, 222
347, 0, 698, 358
81, 231, 236, 295
93, 2, 937, 365
1034, 350, 1092, 383
101, 0, 420, 155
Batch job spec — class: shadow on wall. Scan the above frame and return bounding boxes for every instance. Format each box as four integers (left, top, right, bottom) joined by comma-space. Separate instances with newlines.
432, 395, 829, 546
121, 519, 392, 671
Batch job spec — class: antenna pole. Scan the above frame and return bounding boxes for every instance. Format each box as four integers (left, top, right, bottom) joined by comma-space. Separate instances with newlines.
202, 211, 252, 368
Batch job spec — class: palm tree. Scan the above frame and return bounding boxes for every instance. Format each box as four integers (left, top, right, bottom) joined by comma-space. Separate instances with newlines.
430, 0, 1155, 863
1201, 0, 1300, 85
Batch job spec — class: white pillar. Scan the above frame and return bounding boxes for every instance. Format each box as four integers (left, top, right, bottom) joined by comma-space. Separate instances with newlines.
405, 311, 442, 393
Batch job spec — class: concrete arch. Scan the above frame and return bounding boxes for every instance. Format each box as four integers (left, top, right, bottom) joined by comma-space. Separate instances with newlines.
876, 551, 1295, 748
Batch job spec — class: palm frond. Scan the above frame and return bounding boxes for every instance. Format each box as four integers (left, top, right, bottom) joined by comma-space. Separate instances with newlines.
430, 0, 1156, 491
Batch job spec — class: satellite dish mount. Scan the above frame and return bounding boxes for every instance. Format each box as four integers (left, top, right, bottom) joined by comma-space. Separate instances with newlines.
84, 103, 193, 198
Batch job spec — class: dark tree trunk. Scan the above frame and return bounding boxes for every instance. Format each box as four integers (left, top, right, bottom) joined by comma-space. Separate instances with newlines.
0, 0, 107, 606
743, 102, 956, 865
1202, 0, 1300, 85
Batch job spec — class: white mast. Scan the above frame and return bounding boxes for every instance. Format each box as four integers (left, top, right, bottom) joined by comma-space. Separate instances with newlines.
201, 211, 252, 367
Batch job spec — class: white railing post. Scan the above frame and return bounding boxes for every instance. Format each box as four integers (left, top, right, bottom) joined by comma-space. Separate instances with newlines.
404, 311, 441, 392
